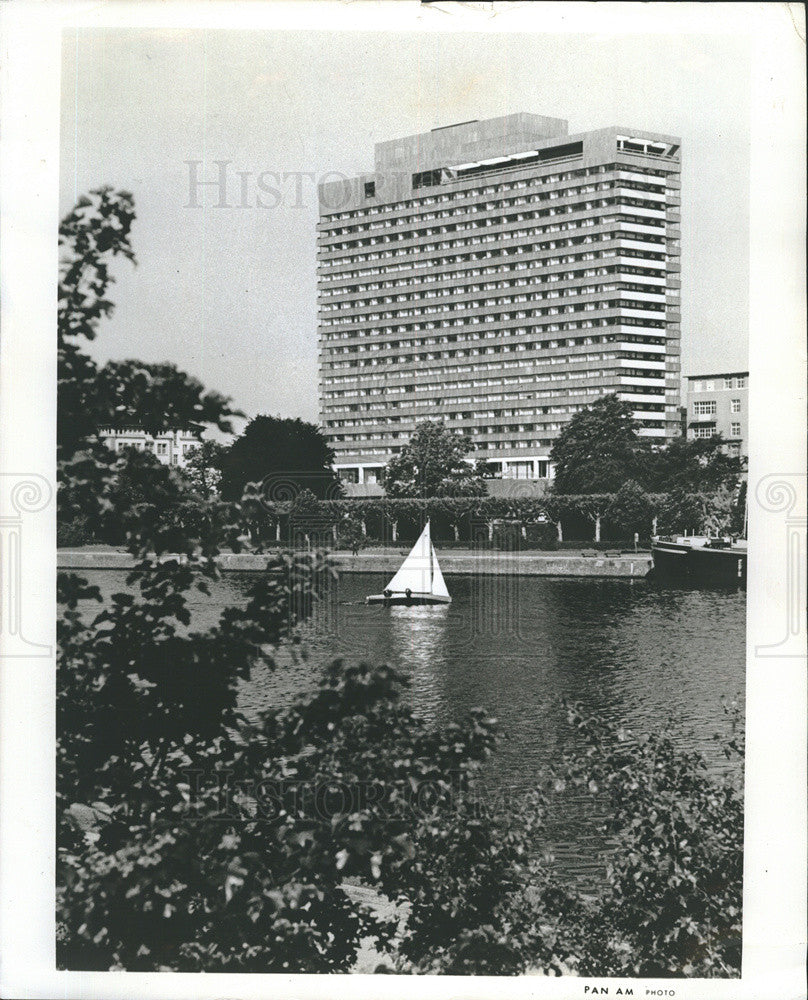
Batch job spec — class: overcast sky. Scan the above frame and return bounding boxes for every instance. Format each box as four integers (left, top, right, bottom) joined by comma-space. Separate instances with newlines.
61, 26, 750, 429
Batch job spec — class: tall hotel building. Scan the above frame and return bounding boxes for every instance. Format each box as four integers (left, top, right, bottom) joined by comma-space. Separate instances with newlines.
317, 114, 681, 485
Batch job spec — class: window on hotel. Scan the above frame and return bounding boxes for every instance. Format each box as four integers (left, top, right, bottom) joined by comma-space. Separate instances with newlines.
731, 422, 741, 438
731, 399, 741, 413
694, 400, 716, 416
735, 376, 746, 388
723, 377, 733, 389
693, 426, 715, 439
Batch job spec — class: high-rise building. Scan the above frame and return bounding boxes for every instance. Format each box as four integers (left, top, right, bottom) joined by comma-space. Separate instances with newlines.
317, 114, 681, 485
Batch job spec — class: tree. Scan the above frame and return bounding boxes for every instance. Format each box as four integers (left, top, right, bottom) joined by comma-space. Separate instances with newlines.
58, 187, 137, 458
94, 360, 243, 437
58, 188, 242, 461
57, 188, 244, 545
550, 394, 646, 494
384, 421, 487, 499
474, 458, 499, 480
638, 434, 743, 494
606, 479, 653, 537
338, 513, 365, 554
219, 415, 342, 502
183, 440, 226, 499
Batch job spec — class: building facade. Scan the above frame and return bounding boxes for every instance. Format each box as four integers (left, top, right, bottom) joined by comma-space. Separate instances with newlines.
100, 425, 204, 469
317, 114, 682, 484
684, 372, 748, 457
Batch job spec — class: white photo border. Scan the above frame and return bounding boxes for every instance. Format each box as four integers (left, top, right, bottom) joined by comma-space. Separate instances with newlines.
0, 2, 805, 999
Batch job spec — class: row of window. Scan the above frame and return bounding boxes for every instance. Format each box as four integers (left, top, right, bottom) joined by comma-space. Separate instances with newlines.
322, 180, 669, 237
320, 262, 669, 303
112, 440, 198, 464
692, 424, 742, 439
319, 243, 670, 287
320, 283, 666, 319
324, 368, 667, 398
321, 162, 673, 223
324, 331, 665, 353
322, 324, 677, 360
319, 201, 667, 252
324, 384, 669, 418
691, 376, 746, 391
319, 220, 670, 269
322, 303, 665, 344
326, 352, 664, 378
322, 298, 667, 332
693, 399, 743, 416
332, 424, 668, 450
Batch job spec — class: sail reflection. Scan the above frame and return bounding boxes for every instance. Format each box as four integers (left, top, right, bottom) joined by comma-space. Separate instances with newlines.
388, 604, 450, 717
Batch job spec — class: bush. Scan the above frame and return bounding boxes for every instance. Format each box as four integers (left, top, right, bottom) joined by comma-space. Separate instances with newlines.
524, 521, 559, 550
606, 479, 652, 537
542, 702, 744, 977
57, 515, 96, 547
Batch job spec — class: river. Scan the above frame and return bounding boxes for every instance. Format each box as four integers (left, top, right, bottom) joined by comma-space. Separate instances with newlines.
72, 569, 746, 887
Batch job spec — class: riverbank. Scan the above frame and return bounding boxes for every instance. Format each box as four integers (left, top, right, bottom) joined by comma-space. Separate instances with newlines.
58, 546, 652, 578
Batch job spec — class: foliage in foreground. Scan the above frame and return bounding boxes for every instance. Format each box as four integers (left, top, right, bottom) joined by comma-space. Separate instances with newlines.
58, 597, 532, 973
544, 703, 744, 978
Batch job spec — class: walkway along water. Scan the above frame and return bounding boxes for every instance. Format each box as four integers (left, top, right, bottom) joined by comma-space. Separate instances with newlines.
58, 547, 652, 578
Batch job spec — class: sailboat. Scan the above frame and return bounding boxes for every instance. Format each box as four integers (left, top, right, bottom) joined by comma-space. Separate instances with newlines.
365, 521, 451, 605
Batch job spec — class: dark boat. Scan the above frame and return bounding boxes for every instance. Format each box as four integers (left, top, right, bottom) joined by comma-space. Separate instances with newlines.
651, 535, 747, 587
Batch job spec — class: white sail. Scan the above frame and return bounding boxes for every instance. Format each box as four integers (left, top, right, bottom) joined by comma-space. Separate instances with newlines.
429, 545, 450, 599
384, 522, 450, 599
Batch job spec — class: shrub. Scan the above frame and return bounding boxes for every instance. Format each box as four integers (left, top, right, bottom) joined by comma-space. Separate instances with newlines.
57, 515, 96, 547
543, 702, 744, 977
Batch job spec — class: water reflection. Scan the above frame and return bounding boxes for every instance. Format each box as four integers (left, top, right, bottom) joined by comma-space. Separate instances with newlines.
388, 605, 451, 714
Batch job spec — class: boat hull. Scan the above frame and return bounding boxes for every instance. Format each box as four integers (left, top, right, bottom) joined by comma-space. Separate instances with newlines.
366, 593, 451, 606
652, 542, 747, 587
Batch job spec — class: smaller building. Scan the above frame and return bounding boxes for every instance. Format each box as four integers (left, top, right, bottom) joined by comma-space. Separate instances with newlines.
100, 424, 204, 469
684, 372, 748, 457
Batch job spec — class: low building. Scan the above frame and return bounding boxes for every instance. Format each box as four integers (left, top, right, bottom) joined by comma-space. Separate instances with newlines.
100, 424, 204, 469
684, 371, 748, 457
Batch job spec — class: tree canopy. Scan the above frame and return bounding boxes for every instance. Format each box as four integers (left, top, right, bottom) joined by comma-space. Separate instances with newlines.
550, 394, 645, 494
94, 360, 242, 436
637, 434, 743, 493
219, 415, 342, 502
384, 421, 487, 498
550, 394, 743, 497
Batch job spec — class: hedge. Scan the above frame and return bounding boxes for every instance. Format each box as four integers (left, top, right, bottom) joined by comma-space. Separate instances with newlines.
238, 486, 742, 545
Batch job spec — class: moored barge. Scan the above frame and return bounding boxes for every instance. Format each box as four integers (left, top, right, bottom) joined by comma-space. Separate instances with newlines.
651, 535, 747, 587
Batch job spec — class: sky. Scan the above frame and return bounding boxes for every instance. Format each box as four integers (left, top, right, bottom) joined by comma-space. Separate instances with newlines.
61, 25, 751, 430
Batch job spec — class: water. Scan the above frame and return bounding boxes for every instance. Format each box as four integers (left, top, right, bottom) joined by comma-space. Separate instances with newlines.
70, 569, 745, 886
